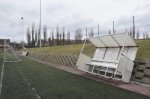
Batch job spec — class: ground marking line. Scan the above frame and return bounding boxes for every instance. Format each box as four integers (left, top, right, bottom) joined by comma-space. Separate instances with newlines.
17, 68, 41, 99
0, 61, 5, 97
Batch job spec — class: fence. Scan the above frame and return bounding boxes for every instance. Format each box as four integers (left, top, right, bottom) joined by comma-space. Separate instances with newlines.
28, 52, 78, 68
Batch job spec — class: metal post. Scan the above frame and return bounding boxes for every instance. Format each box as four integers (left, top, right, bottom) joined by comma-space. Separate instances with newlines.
133, 16, 135, 39
39, 0, 42, 47
86, 27, 87, 39
98, 24, 99, 36
113, 21, 115, 34
21, 17, 24, 48
79, 38, 87, 55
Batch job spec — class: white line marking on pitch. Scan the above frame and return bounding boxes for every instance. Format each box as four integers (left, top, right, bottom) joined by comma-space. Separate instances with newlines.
18, 69, 41, 99
0, 61, 5, 97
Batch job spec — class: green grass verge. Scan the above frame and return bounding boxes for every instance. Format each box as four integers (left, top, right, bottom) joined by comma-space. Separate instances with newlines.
136, 39, 150, 59
28, 44, 83, 55
28, 43, 96, 57
28, 39, 150, 59
0, 57, 149, 99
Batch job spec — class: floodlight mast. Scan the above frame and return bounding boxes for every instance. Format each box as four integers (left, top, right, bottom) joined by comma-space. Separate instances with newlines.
39, 0, 42, 47
98, 24, 99, 36
21, 17, 24, 48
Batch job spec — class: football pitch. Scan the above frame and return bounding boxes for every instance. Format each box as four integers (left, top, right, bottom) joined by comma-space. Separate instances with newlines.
0, 55, 149, 99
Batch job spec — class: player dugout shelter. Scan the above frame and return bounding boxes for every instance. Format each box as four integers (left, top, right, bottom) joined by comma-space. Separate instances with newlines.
76, 33, 138, 83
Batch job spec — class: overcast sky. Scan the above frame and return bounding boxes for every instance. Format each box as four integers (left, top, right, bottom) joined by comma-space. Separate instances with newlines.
0, 0, 150, 42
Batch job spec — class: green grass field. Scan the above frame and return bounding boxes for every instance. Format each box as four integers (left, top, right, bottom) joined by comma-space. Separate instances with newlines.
29, 39, 150, 59
136, 39, 150, 59
0, 56, 149, 99
28, 43, 96, 57
0, 39, 150, 99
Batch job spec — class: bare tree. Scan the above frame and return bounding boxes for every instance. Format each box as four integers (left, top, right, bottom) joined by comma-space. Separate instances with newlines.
34, 29, 38, 47
143, 32, 146, 39
89, 28, 94, 37
75, 29, 83, 44
35, 30, 37, 42
59, 34, 62, 45
37, 25, 40, 47
31, 23, 35, 47
136, 29, 140, 39
108, 30, 111, 35
48, 37, 51, 46
43, 25, 47, 46
67, 30, 70, 45
62, 27, 65, 45
146, 33, 149, 39
26, 27, 31, 47
129, 27, 133, 38
86, 27, 88, 39
51, 30, 54, 46
56, 25, 59, 45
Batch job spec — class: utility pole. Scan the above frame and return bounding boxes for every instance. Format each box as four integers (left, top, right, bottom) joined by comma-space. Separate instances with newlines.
133, 16, 135, 39
113, 21, 115, 34
98, 24, 99, 36
39, 0, 42, 47
21, 17, 24, 48
86, 27, 87, 39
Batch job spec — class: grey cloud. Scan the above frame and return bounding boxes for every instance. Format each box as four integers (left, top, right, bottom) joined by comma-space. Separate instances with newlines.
1, 0, 150, 42
0, 2, 15, 15
46, 3, 69, 14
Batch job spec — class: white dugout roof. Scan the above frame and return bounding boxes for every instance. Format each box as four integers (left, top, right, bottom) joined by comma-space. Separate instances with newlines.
89, 33, 137, 47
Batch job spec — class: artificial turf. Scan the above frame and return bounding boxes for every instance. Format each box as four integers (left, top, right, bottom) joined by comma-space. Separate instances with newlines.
0, 56, 149, 99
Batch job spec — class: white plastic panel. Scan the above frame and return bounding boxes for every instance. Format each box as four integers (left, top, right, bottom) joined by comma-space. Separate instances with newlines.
89, 37, 105, 47
98, 35, 119, 47
92, 48, 106, 61
89, 33, 137, 48
127, 47, 138, 61
118, 57, 134, 83
121, 47, 129, 57
104, 48, 120, 63
121, 47, 138, 61
112, 33, 137, 46
76, 53, 91, 71
92, 48, 121, 63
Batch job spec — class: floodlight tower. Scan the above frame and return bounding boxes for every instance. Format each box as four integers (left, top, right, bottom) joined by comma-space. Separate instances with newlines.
21, 17, 24, 48
39, 0, 42, 47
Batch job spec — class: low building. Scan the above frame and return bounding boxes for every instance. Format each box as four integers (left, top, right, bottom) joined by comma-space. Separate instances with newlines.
0, 39, 10, 48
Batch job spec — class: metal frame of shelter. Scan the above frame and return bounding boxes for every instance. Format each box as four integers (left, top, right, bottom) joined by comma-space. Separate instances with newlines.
76, 33, 138, 83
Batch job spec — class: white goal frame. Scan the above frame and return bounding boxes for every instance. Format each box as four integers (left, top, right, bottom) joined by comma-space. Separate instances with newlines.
3, 40, 21, 63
